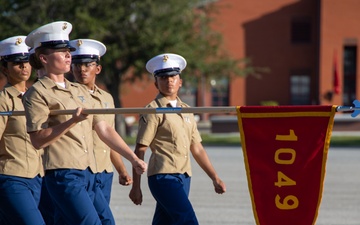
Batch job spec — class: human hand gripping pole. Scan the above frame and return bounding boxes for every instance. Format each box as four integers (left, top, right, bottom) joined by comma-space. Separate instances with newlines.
72, 107, 89, 123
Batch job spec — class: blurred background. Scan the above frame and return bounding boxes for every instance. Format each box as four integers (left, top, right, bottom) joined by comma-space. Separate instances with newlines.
1, 0, 359, 135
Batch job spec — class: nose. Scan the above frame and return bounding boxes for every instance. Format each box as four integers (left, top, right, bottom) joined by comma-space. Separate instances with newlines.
167, 76, 175, 82
19, 62, 26, 69
80, 64, 87, 71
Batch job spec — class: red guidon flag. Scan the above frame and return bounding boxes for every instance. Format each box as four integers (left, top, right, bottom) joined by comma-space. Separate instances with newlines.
236, 105, 336, 225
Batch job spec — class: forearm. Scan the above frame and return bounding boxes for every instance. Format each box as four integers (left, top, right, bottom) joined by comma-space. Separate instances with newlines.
96, 122, 139, 163
110, 149, 128, 175
195, 154, 219, 180
132, 167, 142, 188
191, 144, 219, 181
132, 146, 146, 188
29, 117, 78, 149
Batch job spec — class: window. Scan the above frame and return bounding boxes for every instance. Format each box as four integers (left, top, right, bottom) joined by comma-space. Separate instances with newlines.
291, 17, 311, 44
343, 46, 357, 106
290, 75, 310, 105
178, 81, 197, 107
211, 78, 229, 106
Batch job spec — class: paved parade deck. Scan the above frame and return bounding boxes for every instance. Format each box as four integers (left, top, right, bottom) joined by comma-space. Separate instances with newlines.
110, 146, 360, 225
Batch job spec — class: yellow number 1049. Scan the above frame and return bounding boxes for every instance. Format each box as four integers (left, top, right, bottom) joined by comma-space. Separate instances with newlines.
274, 129, 299, 210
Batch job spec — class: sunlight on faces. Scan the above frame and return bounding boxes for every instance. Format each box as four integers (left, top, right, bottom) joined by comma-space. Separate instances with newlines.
155, 74, 182, 97
25, 21, 76, 77
147, 53, 186, 99
0, 35, 31, 84
71, 62, 100, 86
39, 48, 72, 75
68, 39, 106, 88
6, 61, 32, 83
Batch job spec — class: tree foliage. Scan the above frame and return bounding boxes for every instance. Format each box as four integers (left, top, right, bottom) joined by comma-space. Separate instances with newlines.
0, 0, 262, 107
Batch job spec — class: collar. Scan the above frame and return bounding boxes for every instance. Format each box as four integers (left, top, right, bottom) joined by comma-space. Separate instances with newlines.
92, 84, 102, 94
155, 93, 183, 107
4, 84, 23, 98
38, 76, 80, 90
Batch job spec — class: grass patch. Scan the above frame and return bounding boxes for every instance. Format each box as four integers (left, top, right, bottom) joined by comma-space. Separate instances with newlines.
200, 134, 241, 146
329, 136, 360, 147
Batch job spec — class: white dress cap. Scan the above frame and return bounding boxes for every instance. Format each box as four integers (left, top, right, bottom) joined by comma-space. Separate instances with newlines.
69, 39, 106, 63
25, 21, 75, 51
146, 53, 187, 77
0, 36, 30, 62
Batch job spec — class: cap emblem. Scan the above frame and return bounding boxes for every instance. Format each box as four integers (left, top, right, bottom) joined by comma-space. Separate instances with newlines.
62, 23, 68, 30
163, 55, 168, 62
15, 38, 23, 45
77, 39, 83, 46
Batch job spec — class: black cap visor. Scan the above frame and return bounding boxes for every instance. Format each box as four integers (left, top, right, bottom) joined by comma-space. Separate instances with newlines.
39, 40, 76, 51
1, 53, 30, 62
154, 67, 181, 77
71, 55, 100, 64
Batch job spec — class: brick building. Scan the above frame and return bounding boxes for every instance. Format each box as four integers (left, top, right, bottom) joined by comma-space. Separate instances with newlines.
120, 0, 360, 116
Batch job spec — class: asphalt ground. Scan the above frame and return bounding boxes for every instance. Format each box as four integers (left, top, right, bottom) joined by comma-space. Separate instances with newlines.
109, 146, 360, 225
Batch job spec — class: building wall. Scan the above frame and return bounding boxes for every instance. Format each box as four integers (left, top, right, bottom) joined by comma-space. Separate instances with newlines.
211, 0, 319, 106
119, 0, 320, 108
120, 74, 158, 108
318, 0, 360, 105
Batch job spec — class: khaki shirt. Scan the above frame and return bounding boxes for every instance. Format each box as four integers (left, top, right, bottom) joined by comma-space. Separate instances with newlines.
23, 77, 103, 172
136, 94, 202, 177
0, 84, 44, 178
90, 85, 114, 173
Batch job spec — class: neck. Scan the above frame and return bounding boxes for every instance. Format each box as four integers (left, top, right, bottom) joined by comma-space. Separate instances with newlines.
11, 81, 27, 92
165, 95, 177, 101
161, 92, 178, 100
85, 83, 95, 91
48, 73, 65, 83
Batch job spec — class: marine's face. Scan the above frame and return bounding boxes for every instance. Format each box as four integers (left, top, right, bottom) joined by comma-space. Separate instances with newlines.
155, 74, 182, 99
3, 61, 32, 84
71, 62, 101, 88
39, 48, 72, 75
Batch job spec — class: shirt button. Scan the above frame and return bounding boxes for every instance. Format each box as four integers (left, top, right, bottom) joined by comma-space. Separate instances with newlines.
103, 150, 106, 153
82, 136, 85, 139
84, 149, 88, 153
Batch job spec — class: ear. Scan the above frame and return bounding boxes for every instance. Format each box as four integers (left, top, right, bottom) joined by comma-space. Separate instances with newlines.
95, 65, 102, 75
179, 77, 183, 87
39, 54, 47, 65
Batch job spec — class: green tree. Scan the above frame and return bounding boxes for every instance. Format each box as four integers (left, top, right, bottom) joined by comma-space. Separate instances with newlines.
0, 0, 266, 134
